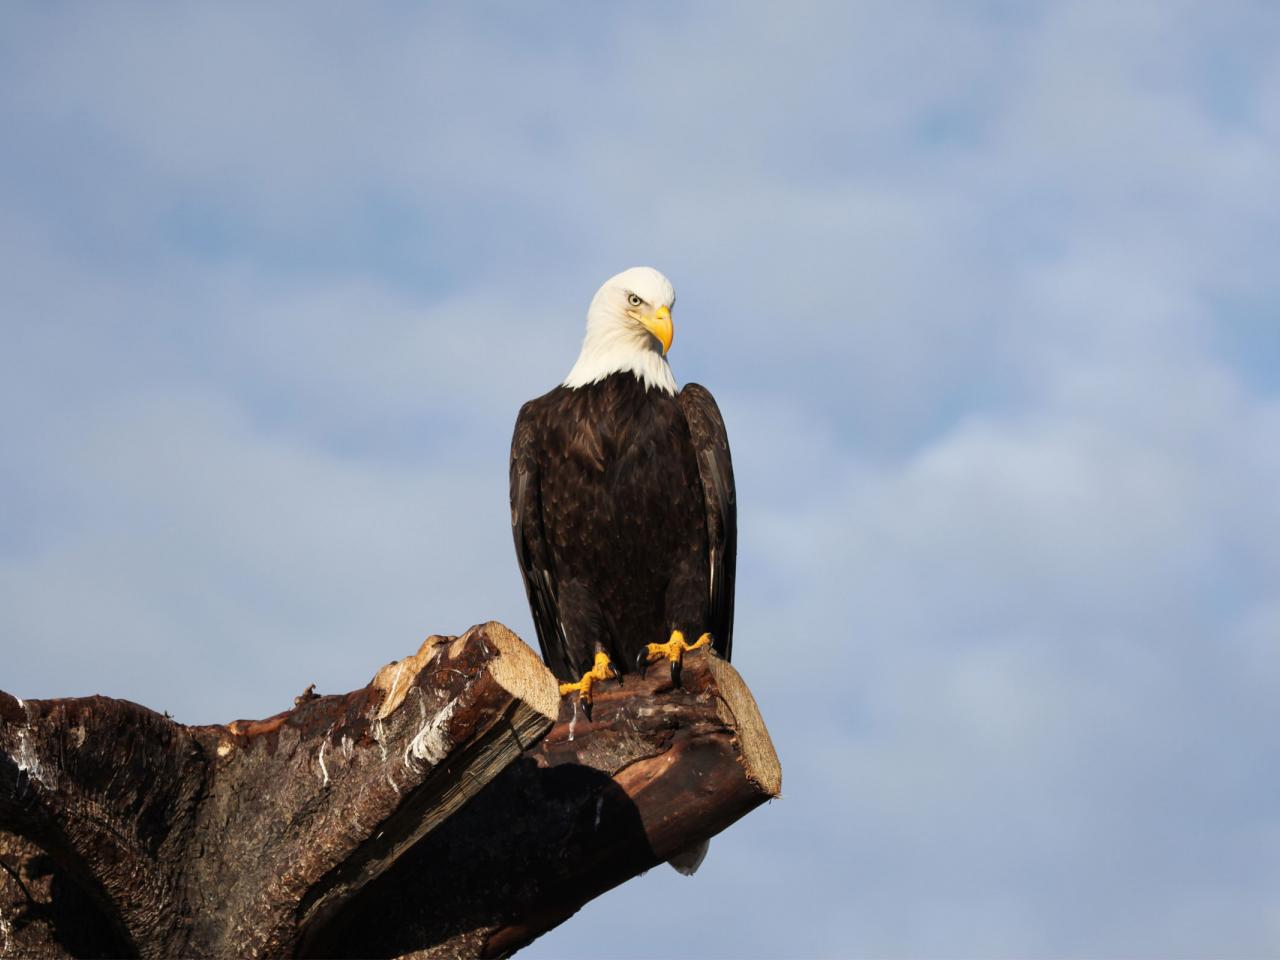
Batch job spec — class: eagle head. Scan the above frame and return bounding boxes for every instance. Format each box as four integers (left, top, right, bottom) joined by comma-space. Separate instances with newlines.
588, 266, 676, 356
564, 267, 679, 393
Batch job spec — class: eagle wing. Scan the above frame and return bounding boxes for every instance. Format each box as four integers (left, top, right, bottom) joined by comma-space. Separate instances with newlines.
509, 400, 573, 679
678, 383, 737, 661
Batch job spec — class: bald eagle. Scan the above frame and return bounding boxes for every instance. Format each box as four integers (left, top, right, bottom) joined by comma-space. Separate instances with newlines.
510, 266, 736, 714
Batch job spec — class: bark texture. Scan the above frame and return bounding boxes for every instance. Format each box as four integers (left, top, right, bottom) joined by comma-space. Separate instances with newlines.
0, 624, 780, 959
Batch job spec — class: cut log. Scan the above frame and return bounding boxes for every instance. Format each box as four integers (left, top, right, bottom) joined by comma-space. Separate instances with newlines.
0, 623, 559, 958
315, 648, 781, 958
0, 625, 780, 959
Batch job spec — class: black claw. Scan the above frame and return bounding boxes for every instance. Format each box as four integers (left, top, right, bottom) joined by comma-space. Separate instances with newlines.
581, 696, 593, 722
635, 649, 650, 675
671, 657, 683, 688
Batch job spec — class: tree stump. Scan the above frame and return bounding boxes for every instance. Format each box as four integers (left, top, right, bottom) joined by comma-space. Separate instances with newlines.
0, 623, 780, 958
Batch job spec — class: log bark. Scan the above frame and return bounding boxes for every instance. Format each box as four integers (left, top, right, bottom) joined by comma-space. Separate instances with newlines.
0, 624, 780, 958
322, 649, 781, 959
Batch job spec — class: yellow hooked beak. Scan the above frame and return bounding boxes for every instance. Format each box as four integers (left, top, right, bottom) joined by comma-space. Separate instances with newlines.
642, 304, 674, 355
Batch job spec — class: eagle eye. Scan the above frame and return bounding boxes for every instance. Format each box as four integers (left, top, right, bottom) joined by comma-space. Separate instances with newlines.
627, 293, 643, 307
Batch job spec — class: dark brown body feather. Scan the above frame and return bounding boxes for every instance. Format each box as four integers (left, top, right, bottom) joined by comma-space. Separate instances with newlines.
510, 373, 736, 681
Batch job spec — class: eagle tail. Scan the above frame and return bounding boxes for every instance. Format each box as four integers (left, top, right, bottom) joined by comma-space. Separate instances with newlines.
666, 838, 710, 876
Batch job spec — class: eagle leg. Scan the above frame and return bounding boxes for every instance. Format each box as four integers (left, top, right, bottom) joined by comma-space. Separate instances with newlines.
558, 650, 619, 720
638, 630, 713, 688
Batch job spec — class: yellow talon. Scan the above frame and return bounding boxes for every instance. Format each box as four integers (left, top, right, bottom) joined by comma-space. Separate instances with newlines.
644, 630, 712, 664
558, 651, 619, 712
641, 630, 712, 687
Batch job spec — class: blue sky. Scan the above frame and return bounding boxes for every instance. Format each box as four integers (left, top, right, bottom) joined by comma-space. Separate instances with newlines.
3, 3, 1280, 956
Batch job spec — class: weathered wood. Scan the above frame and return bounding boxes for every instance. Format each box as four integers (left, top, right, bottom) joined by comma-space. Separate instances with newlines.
314, 648, 781, 958
1, 628, 780, 959
0, 829, 129, 959
0, 623, 559, 958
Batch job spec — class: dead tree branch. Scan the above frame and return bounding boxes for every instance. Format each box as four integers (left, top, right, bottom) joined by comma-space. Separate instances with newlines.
0, 623, 780, 958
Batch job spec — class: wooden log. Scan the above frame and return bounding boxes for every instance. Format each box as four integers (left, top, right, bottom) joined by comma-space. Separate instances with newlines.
0, 623, 559, 958
1, 628, 781, 959
313, 648, 782, 959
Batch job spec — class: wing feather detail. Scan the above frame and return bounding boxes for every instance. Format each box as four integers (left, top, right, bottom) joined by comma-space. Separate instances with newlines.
678, 383, 737, 661
510, 400, 573, 679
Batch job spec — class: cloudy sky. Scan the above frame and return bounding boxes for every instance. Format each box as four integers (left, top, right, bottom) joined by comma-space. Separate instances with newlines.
3, 2, 1280, 956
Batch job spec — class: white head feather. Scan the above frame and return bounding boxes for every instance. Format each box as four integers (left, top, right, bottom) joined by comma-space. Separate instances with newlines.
563, 266, 678, 394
